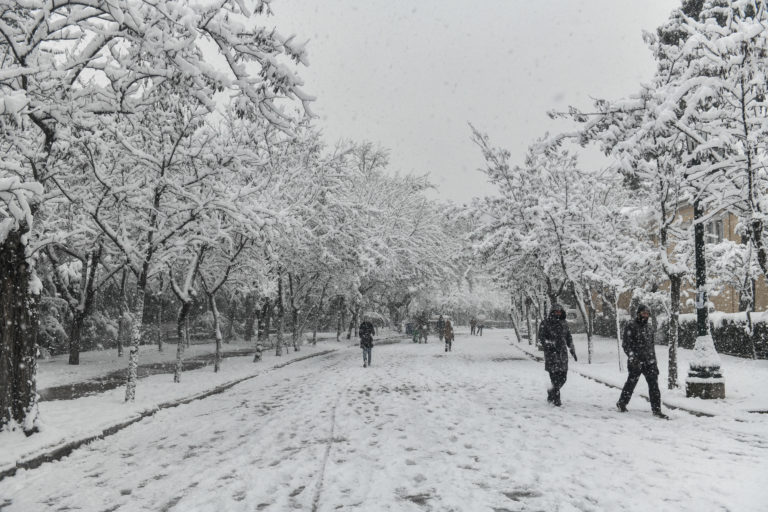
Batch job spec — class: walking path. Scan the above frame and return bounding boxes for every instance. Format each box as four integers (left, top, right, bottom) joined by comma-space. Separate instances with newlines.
1, 330, 766, 511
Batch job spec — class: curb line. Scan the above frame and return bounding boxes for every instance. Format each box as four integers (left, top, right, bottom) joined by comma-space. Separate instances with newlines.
509, 342, 716, 418
0, 348, 338, 482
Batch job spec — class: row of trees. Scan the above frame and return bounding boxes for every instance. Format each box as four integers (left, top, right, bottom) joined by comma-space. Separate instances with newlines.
0, 1, 480, 434
470, 0, 768, 385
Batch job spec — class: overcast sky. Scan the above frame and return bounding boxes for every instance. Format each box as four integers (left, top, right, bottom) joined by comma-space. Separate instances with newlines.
268, 0, 680, 203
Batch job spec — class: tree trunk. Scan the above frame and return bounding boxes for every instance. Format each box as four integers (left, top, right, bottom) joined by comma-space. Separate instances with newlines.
244, 293, 256, 341
156, 299, 163, 353
276, 275, 284, 357
225, 293, 237, 343
174, 301, 192, 383
524, 298, 533, 346
124, 290, 145, 402
209, 294, 223, 372
336, 296, 345, 341
0, 228, 40, 432
346, 304, 359, 340
291, 305, 300, 352
275, 307, 284, 356
614, 292, 623, 372
68, 311, 85, 365
260, 299, 271, 344
572, 283, 594, 364
668, 274, 681, 389
508, 293, 522, 344
117, 270, 128, 358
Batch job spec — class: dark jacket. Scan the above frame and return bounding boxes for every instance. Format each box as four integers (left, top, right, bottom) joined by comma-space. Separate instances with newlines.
443, 320, 454, 342
359, 321, 375, 349
538, 305, 574, 373
622, 306, 658, 375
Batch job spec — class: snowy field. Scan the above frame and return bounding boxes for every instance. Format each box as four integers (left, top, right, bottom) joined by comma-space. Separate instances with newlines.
1, 329, 767, 511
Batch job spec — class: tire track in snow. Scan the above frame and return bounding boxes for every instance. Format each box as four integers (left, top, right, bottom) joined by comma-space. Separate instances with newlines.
310, 361, 352, 512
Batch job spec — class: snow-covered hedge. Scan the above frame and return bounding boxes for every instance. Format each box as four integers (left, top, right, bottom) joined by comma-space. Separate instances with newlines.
659, 314, 768, 360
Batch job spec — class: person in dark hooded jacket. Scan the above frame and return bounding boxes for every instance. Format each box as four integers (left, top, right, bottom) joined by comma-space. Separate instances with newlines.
617, 305, 668, 418
359, 319, 375, 368
538, 304, 577, 406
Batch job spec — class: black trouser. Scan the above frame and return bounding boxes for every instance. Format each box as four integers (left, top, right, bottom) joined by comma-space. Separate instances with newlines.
445, 340, 452, 351
547, 370, 567, 402
618, 366, 661, 412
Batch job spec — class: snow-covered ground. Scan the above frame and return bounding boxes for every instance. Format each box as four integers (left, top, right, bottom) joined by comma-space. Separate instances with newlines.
1, 329, 767, 511
35, 333, 342, 390
0, 338, 343, 478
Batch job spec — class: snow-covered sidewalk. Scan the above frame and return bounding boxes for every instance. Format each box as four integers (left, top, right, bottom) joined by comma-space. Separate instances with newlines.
35, 333, 343, 390
1, 329, 766, 511
511, 331, 768, 419
0, 339, 352, 480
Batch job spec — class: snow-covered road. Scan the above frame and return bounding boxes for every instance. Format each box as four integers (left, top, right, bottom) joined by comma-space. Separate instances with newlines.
2, 332, 766, 511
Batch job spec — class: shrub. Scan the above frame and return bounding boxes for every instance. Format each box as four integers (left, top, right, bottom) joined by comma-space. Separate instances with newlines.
659, 315, 767, 359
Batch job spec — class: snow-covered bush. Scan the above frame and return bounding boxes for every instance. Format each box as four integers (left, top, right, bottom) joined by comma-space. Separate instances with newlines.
658, 314, 768, 359
37, 299, 69, 356
82, 312, 119, 351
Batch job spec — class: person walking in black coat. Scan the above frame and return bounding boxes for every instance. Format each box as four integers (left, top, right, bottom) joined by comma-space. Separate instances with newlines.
617, 305, 668, 418
538, 304, 577, 406
443, 319, 454, 352
359, 319, 375, 368
437, 315, 445, 342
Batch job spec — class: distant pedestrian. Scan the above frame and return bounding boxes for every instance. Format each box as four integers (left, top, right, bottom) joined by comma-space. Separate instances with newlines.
470, 317, 477, 335
437, 315, 445, 342
538, 304, 577, 406
419, 324, 428, 343
359, 319, 375, 368
617, 305, 668, 419
444, 319, 454, 352
477, 322, 484, 336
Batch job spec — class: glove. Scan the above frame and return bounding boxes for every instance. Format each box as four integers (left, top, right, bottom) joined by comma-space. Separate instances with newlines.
570, 348, 578, 362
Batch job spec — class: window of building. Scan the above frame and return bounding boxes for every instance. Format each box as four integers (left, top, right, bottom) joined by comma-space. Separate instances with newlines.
705, 218, 724, 243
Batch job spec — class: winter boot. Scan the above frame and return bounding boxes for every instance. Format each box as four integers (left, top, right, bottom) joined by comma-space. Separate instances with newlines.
616, 402, 627, 413
652, 410, 669, 419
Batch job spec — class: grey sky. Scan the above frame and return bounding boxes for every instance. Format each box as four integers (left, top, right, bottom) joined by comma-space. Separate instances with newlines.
269, 0, 680, 203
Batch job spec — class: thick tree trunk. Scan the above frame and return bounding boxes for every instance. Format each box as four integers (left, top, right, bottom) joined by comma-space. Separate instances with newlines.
68, 311, 85, 365
174, 301, 192, 383
668, 275, 681, 389
260, 299, 271, 344
0, 229, 40, 432
275, 307, 284, 356
124, 291, 145, 402
244, 293, 257, 341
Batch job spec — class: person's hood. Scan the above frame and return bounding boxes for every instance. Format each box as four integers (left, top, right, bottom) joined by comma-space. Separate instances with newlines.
550, 304, 565, 319
636, 304, 650, 322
